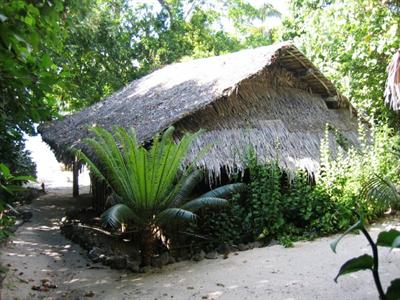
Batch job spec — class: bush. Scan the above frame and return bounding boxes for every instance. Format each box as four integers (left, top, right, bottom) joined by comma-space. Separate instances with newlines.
0, 132, 36, 178
319, 123, 400, 222
193, 123, 400, 248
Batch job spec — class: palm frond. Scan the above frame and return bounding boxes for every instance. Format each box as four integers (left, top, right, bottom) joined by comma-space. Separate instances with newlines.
360, 174, 400, 207
170, 169, 204, 207
100, 204, 137, 228
199, 183, 247, 199
181, 197, 228, 212
156, 208, 197, 225
77, 125, 203, 227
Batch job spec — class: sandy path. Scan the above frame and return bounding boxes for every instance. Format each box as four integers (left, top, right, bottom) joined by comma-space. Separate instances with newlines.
1, 189, 400, 300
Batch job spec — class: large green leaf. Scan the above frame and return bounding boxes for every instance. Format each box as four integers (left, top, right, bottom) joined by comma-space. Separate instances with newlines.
330, 219, 363, 253
392, 235, 400, 248
11, 175, 35, 182
156, 208, 197, 225
377, 229, 400, 248
0, 163, 11, 179
100, 204, 137, 228
386, 279, 400, 300
334, 254, 374, 282
171, 169, 204, 207
181, 197, 228, 212
199, 183, 247, 199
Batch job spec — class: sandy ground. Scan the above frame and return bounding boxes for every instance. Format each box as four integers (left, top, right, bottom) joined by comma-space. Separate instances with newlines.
1, 188, 400, 300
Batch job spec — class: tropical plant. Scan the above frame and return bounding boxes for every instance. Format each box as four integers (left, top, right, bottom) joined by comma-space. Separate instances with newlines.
330, 171, 400, 299
77, 126, 246, 265
0, 163, 34, 240
0, 163, 34, 211
331, 216, 400, 300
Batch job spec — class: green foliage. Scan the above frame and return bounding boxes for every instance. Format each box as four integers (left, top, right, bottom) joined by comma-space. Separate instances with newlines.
196, 122, 400, 248
0, 163, 34, 210
0, 214, 15, 241
0, 0, 73, 175
78, 126, 245, 263
334, 254, 374, 282
281, 0, 400, 123
194, 193, 249, 246
246, 151, 284, 240
320, 123, 400, 221
0, 0, 65, 132
377, 229, 400, 248
242, 151, 354, 244
58, 0, 280, 111
0, 163, 34, 241
331, 217, 400, 300
331, 158, 400, 299
0, 133, 36, 177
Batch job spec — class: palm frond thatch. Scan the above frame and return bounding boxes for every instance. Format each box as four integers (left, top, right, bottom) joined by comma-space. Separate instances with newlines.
384, 49, 400, 111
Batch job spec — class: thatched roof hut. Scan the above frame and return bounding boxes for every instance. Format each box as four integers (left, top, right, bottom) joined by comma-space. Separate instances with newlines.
39, 42, 357, 183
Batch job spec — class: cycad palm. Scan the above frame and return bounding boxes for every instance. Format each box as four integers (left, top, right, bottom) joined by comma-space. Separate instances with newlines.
360, 174, 400, 212
78, 126, 245, 264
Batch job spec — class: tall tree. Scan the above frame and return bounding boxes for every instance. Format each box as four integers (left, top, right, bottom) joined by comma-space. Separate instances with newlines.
281, 0, 400, 123
0, 0, 75, 174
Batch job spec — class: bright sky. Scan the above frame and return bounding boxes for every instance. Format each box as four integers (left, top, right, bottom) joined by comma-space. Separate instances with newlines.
133, 0, 290, 22
250, 0, 289, 15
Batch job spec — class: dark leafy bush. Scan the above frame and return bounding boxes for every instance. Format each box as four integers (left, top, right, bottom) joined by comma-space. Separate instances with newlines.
192, 124, 399, 248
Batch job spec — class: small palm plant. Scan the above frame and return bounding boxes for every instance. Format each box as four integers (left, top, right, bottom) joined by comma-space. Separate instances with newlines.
331, 174, 400, 300
77, 126, 245, 265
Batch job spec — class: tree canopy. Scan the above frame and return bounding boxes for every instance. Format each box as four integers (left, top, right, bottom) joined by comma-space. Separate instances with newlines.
281, 0, 400, 123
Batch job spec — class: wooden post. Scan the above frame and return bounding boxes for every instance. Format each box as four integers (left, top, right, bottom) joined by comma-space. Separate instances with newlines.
91, 175, 107, 212
72, 157, 79, 198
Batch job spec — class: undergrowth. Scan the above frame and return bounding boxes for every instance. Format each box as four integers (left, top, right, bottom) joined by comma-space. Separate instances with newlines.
193, 123, 400, 248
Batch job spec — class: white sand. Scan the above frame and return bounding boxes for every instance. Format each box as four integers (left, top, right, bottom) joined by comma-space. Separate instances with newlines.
1, 188, 399, 300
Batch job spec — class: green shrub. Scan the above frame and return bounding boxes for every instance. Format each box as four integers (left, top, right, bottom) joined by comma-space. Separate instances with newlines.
194, 123, 399, 248
194, 193, 248, 246
320, 123, 400, 222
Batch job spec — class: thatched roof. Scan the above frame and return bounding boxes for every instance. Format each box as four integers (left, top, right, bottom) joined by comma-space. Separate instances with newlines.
39, 42, 356, 176
384, 49, 400, 111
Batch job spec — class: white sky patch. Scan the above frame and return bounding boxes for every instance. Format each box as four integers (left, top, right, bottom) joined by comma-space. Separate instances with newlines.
131, 0, 289, 31
252, 0, 289, 15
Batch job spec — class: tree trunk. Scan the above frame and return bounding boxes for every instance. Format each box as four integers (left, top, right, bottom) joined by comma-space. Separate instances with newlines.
72, 158, 79, 198
140, 226, 155, 266
90, 175, 108, 213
